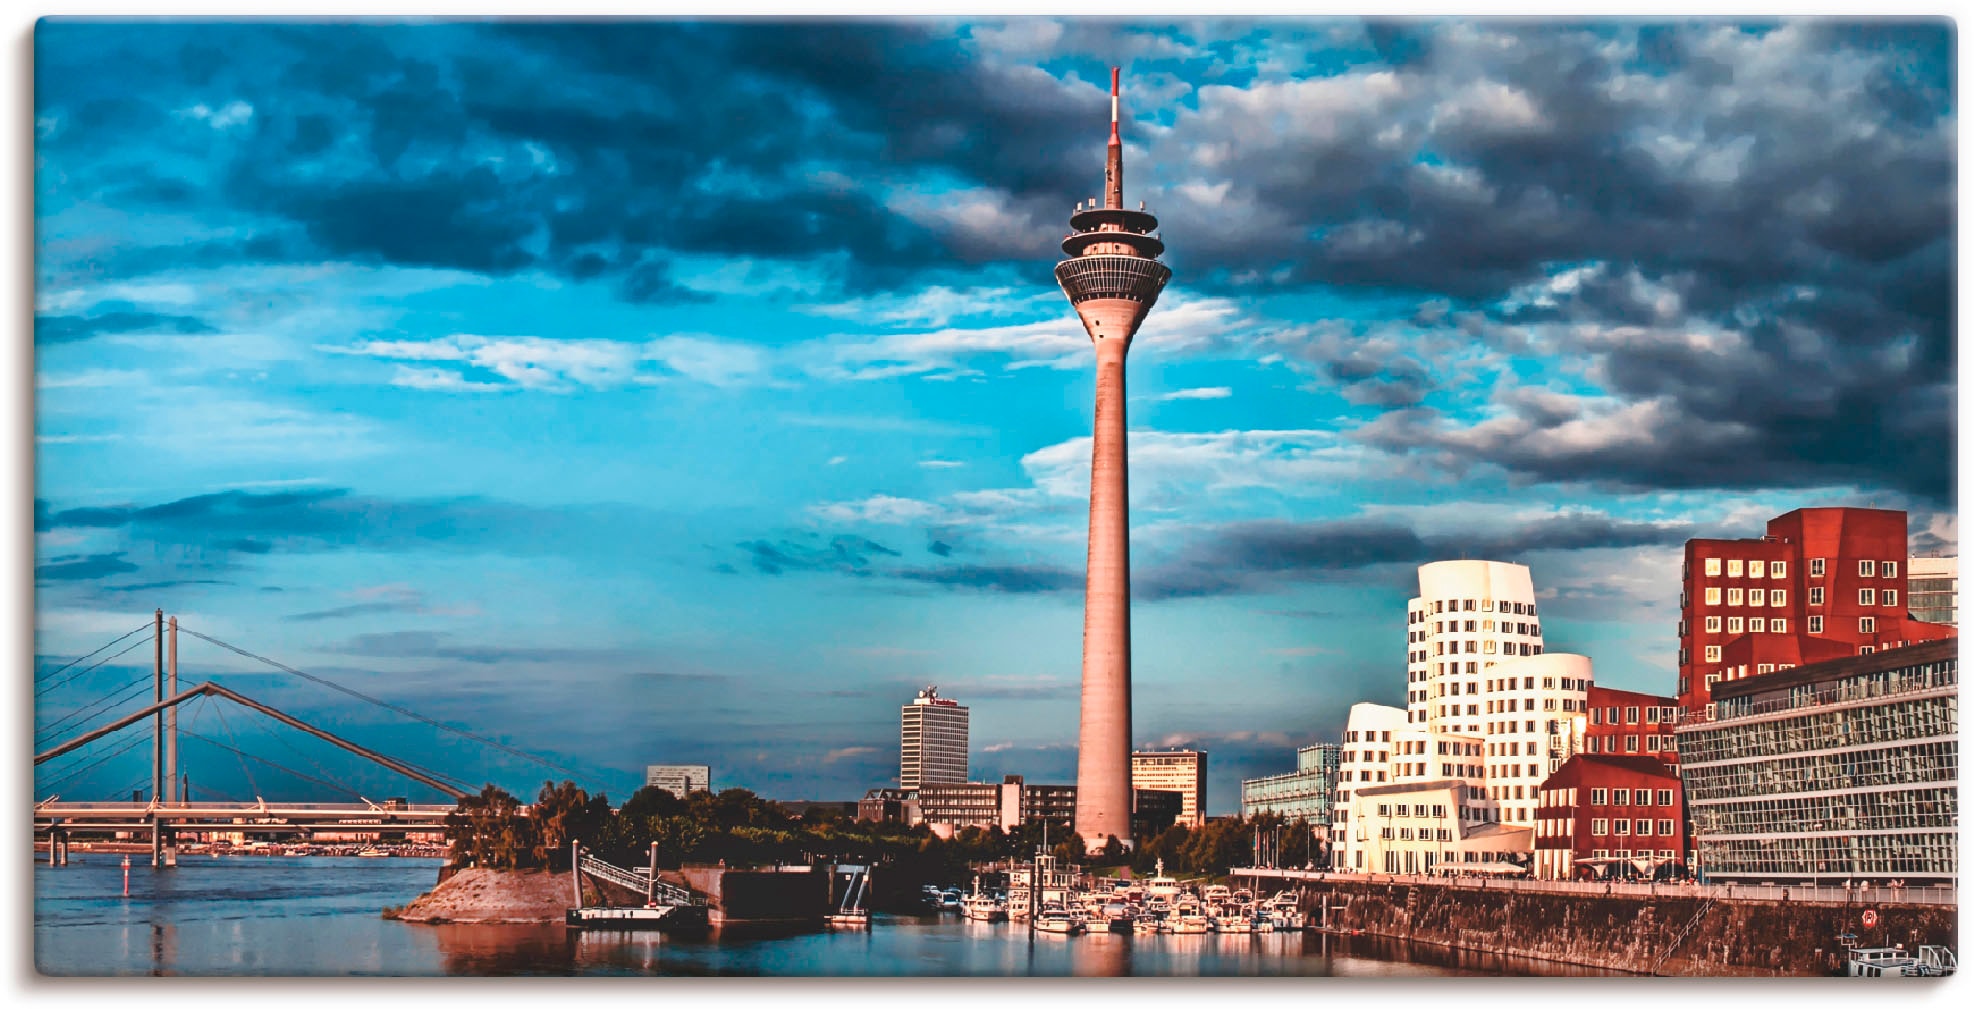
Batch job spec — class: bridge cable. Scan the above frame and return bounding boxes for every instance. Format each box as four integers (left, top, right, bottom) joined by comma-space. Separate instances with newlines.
209, 702, 261, 800
179, 626, 596, 787
231, 696, 475, 799
176, 728, 367, 801
34, 622, 153, 697
34, 634, 153, 707
217, 683, 477, 798
36, 672, 156, 746
254, 714, 397, 800
35, 731, 152, 800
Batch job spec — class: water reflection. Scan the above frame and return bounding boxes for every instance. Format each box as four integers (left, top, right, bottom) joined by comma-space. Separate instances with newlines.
38, 857, 1622, 977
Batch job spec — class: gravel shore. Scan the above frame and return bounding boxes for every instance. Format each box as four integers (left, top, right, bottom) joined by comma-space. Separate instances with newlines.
395, 867, 575, 924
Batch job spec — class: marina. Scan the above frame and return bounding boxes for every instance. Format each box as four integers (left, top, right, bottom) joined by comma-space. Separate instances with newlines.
36, 854, 1622, 976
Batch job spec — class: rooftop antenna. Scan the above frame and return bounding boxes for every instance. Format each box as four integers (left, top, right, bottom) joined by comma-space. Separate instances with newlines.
1105, 66, 1124, 210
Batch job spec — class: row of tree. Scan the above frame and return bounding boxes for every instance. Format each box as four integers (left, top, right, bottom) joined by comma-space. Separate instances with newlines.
443, 780, 1317, 888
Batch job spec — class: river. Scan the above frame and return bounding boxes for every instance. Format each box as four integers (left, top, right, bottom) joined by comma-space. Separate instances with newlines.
34, 855, 1621, 977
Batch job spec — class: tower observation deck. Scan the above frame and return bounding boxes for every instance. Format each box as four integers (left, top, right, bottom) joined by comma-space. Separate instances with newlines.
1056, 67, 1171, 852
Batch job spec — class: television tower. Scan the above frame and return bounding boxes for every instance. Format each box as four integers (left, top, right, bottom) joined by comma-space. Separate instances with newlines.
1054, 67, 1170, 852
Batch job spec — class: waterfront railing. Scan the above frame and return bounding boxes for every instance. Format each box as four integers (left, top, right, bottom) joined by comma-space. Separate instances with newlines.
1230, 868, 1957, 906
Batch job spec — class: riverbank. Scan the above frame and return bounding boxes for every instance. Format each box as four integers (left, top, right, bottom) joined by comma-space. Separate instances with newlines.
1308, 877, 1958, 976
394, 867, 579, 924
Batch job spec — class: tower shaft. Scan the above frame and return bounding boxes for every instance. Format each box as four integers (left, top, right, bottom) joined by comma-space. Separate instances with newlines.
1074, 335, 1133, 846
1055, 66, 1169, 853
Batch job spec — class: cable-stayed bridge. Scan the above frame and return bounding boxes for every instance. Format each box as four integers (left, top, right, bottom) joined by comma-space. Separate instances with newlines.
34, 610, 594, 866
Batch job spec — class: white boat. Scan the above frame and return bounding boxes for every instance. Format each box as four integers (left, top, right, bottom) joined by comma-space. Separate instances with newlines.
1202, 884, 1232, 904
1169, 910, 1210, 934
1034, 906, 1084, 934
1132, 914, 1161, 935
1212, 913, 1253, 934
1912, 945, 1958, 976
1848, 947, 1920, 977
961, 897, 1005, 922
1144, 859, 1182, 903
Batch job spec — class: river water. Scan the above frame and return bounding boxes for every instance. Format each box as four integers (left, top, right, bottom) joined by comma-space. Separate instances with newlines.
35, 855, 1620, 977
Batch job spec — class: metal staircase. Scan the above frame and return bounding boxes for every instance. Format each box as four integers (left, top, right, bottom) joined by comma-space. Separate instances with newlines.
578, 853, 705, 907
1651, 896, 1717, 975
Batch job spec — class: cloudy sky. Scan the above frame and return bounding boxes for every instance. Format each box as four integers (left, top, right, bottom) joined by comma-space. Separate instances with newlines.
32, 18, 1954, 813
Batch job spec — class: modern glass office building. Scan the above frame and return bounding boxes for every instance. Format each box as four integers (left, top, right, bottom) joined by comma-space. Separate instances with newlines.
1240, 742, 1339, 820
1675, 638, 1956, 884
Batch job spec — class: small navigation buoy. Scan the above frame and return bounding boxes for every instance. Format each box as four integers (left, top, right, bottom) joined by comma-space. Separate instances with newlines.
122, 855, 131, 897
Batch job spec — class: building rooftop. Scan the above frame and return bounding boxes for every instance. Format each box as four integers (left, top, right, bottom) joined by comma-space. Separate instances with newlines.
1707, 637, 1955, 703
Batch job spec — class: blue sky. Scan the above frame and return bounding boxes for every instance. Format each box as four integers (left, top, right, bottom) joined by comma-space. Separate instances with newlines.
31, 19, 1954, 814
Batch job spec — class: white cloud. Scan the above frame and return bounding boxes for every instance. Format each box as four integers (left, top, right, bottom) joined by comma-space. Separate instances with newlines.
808, 495, 952, 525
390, 366, 509, 393
324, 333, 769, 391
811, 293, 1251, 381
1155, 386, 1232, 401
804, 286, 1054, 328
1020, 428, 1365, 505
176, 100, 255, 129
918, 459, 965, 470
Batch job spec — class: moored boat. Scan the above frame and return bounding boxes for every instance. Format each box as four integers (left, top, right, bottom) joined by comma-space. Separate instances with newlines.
1034, 905, 1084, 934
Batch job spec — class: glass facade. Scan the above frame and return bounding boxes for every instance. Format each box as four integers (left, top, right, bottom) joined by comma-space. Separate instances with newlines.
1241, 743, 1339, 820
1676, 644, 1957, 883
1910, 576, 1957, 625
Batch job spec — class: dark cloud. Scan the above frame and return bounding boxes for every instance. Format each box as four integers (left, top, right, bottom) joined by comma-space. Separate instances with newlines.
97, 578, 232, 594
34, 309, 214, 345
740, 534, 900, 576
35, 552, 141, 582
33, 20, 1953, 504
1137, 512, 1691, 600
326, 630, 652, 667
892, 563, 1082, 594
283, 601, 420, 623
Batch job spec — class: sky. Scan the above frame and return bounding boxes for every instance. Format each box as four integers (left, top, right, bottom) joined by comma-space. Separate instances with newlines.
30, 17, 1956, 814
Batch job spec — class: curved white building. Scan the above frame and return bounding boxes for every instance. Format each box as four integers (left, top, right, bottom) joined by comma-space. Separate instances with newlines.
1406, 560, 1543, 735
1479, 652, 1591, 827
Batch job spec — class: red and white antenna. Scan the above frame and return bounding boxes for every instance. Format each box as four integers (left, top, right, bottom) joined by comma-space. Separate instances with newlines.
1110, 66, 1120, 143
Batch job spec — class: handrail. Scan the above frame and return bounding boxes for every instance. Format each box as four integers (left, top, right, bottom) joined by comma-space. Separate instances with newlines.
578, 853, 704, 907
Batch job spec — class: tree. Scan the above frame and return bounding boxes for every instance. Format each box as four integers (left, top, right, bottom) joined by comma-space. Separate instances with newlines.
443, 784, 529, 870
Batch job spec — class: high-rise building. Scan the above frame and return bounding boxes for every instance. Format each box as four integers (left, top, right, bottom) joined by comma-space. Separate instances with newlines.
644, 764, 711, 798
1908, 554, 1957, 625
1240, 742, 1339, 821
1406, 560, 1546, 734
1058, 68, 1173, 852
1130, 750, 1207, 827
1677, 507, 1957, 714
900, 686, 969, 791
1676, 638, 1956, 884
1405, 560, 1589, 829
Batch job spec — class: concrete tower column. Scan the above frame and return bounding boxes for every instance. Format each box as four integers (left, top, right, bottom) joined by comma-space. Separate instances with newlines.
1075, 334, 1133, 846
1055, 68, 1172, 852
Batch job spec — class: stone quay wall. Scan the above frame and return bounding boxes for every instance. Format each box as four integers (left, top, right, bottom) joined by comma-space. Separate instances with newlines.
1308, 878, 1957, 976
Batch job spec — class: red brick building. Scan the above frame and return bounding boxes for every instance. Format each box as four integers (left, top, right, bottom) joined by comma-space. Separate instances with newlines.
1582, 686, 1678, 766
1533, 754, 1685, 881
1677, 507, 1956, 714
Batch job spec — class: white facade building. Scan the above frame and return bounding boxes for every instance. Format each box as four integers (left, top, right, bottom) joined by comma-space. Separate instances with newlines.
1479, 652, 1591, 827
900, 686, 969, 790
645, 764, 711, 798
1407, 560, 1543, 734
1403, 560, 1592, 829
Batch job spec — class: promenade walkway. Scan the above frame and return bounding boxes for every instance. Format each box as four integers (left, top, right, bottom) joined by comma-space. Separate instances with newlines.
1229, 867, 1956, 906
